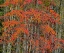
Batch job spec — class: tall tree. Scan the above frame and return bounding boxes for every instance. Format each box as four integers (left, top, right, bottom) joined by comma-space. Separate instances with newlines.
0, 0, 64, 53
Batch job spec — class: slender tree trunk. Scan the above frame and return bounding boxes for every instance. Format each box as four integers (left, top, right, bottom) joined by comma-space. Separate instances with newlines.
58, 0, 64, 53
3, 0, 8, 52
7, 6, 12, 53
15, 5, 21, 53
23, 19, 27, 53
3, 42, 6, 53
7, 43, 11, 53
16, 37, 20, 53
23, 6, 27, 53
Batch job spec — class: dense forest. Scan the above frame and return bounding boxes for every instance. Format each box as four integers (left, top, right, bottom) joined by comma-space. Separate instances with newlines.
0, 0, 64, 53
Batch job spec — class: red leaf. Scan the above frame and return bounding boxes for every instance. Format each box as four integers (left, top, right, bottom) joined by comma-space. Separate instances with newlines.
38, 0, 42, 4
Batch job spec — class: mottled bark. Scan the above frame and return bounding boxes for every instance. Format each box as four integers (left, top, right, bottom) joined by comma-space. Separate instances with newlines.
2, 1, 8, 52
16, 37, 20, 53
7, 43, 11, 53
3, 42, 6, 53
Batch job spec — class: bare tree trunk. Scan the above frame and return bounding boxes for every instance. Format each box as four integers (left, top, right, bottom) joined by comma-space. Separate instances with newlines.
23, 6, 28, 53
15, 5, 21, 53
16, 37, 20, 53
7, 6, 12, 53
3, 42, 6, 53
35, 0, 40, 53
3, 1, 8, 52
7, 43, 11, 53
23, 19, 27, 53
58, 0, 64, 53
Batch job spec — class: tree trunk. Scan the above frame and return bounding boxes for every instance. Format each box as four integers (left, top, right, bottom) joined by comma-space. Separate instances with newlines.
3, 0, 8, 52
3, 42, 6, 53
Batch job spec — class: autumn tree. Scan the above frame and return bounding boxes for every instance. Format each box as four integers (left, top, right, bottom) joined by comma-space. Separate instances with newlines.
0, 0, 64, 53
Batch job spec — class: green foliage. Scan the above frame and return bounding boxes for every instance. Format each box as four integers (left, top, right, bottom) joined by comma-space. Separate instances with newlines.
0, 0, 4, 36
44, 0, 50, 7
61, 50, 64, 53
0, 0, 4, 16
0, 12, 3, 16
0, 44, 2, 53
0, 0, 4, 4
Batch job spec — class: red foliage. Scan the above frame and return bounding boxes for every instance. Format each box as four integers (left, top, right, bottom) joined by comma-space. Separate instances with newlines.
0, 0, 64, 53
41, 25, 56, 35
38, 0, 42, 4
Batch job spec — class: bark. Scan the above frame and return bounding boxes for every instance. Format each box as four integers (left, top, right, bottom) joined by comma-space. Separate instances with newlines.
23, 19, 27, 53
7, 10, 12, 53
7, 43, 11, 53
3, 42, 6, 53
35, 0, 40, 53
23, 7, 27, 53
58, 0, 64, 53
55, 0, 62, 53
15, 5, 21, 53
2, 0, 8, 52
16, 37, 20, 53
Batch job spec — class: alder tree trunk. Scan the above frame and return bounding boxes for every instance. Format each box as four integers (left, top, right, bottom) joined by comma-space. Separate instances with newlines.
15, 5, 21, 53
23, 20, 27, 53
35, 0, 40, 53
7, 7, 12, 53
7, 43, 11, 53
3, 2, 8, 53
23, 6, 28, 53
16, 37, 20, 53
58, 0, 63, 53
3, 42, 6, 53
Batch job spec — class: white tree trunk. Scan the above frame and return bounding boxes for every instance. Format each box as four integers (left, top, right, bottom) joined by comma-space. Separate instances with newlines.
3, 42, 6, 53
